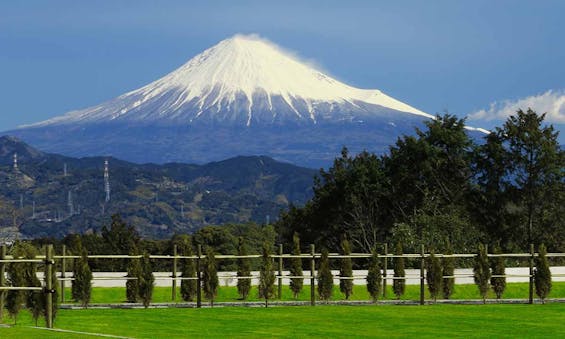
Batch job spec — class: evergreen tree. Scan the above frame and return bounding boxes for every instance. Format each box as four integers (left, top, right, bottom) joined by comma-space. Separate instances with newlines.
258, 241, 276, 307
490, 244, 506, 300
236, 237, 251, 300
289, 232, 303, 299
6, 242, 26, 324
125, 247, 142, 303
179, 236, 197, 302
317, 248, 333, 301
72, 248, 92, 308
473, 244, 490, 303
426, 251, 442, 302
442, 242, 455, 299
534, 244, 552, 303
393, 242, 405, 299
366, 248, 382, 302
339, 237, 353, 300
139, 252, 154, 308
202, 247, 218, 307
23, 246, 42, 326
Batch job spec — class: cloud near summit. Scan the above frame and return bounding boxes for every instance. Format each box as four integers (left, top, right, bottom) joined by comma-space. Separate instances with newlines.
469, 90, 565, 124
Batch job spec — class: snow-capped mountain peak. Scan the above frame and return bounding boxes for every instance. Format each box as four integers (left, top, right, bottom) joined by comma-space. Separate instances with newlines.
25, 34, 431, 128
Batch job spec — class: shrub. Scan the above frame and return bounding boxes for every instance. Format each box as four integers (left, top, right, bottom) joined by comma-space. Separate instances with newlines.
258, 241, 276, 307
139, 252, 154, 308
490, 244, 506, 300
236, 237, 251, 300
180, 236, 197, 302
72, 248, 92, 308
442, 243, 455, 299
202, 247, 219, 307
366, 248, 382, 302
426, 251, 442, 302
393, 242, 405, 299
534, 244, 552, 303
289, 232, 303, 299
317, 248, 333, 301
473, 244, 490, 303
339, 238, 353, 300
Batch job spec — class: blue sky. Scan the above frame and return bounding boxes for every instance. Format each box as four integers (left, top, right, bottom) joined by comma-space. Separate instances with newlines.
1, 0, 564, 141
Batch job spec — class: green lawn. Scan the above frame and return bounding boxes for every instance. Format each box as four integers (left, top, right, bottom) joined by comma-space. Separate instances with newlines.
57, 281, 565, 304
1, 303, 565, 338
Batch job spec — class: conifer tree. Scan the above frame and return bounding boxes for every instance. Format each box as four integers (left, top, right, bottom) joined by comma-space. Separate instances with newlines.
139, 252, 154, 308
24, 246, 42, 326
202, 247, 218, 307
393, 242, 405, 299
490, 244, 506, 300
180, 236, 197, 302
534, 244, 552, 303
126, 247, 142, 303
317, 248, 333, 301
366, 248, 382, 302
289, 232, 303, 299
236, 237, 251, 300
426, 251, 442, 302
442, 242, 455, 299
339, 237, 353, 300
258, 241, 276, 307
72, 248, 92, 308
473, 244, 490, 303
6, 242, 26, 324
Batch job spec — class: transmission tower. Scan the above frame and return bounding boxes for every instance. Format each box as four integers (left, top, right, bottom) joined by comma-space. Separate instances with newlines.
68, 190, 74, 216
13, 153, 18, 171
64, 163, 68, 177
104, 159, 110, 203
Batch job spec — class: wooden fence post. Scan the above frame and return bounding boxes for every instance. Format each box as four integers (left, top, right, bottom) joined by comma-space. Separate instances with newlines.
45, 244, 54, 328
61, 244, 66, 303
0, 244, 6, 321
529, 243, 534, 304
310, 244, 316, 306
197, 245, 202, 308
278, 244, 283, 300
383, 243, 388, 298
420, 244, 425, 305
172, 244, 177, 302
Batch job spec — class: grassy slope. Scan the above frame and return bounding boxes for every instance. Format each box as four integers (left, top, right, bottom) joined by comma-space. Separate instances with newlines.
2, 304, 565, 338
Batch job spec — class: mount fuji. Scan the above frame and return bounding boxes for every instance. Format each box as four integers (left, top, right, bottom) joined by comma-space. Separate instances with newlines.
5, 34, 474, 168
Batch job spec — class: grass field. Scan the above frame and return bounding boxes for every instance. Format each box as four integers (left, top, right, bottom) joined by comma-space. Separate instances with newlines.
57, 281, 565, 304
1, 303, 565, 338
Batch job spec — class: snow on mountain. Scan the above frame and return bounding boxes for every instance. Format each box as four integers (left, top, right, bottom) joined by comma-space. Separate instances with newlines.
25, 34, 432, 128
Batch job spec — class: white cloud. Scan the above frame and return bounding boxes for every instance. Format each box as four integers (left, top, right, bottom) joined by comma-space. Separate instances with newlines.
469, 90, 565, 124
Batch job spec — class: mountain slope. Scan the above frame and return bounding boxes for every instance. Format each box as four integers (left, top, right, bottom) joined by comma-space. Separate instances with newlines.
5, 34, 451, 167
0, 137, 316, 239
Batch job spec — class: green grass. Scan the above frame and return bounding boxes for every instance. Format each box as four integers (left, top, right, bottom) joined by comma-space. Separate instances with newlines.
57, 281, 565, 304
2, 303, 565, 338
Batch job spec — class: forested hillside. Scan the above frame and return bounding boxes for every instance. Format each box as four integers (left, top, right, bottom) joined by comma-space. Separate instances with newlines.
0, 137, 315, 239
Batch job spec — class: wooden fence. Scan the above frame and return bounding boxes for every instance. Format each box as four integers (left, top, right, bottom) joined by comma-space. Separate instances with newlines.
1, 243, 564, 328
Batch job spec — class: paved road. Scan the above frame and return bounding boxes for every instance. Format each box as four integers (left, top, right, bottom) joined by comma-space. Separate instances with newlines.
54, 267, 565, 287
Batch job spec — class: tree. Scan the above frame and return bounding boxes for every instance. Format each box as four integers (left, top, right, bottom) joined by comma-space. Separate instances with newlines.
426, 251, 442, 302
473, 244, 490, 303
289, 232, 303, 299
23, 245, 42, 326
126, 247, 142, 303
339, 237, 353, 300
534, 244, 552, 303
72, 248, 92, 308
498, 109, 564, 248
442, 242, 455, 299
317, 248, 333, 301
490, 244, 506, 300
139, 252, 154, 308
179, 236, 197, 302
393, 242, 405, 299
6, 242, 34, 324
258, 241, 276, 307
236, 237, 251, 300
202, 247, 218, 307
101, 214, 140, 271
366, 248, 382, 302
